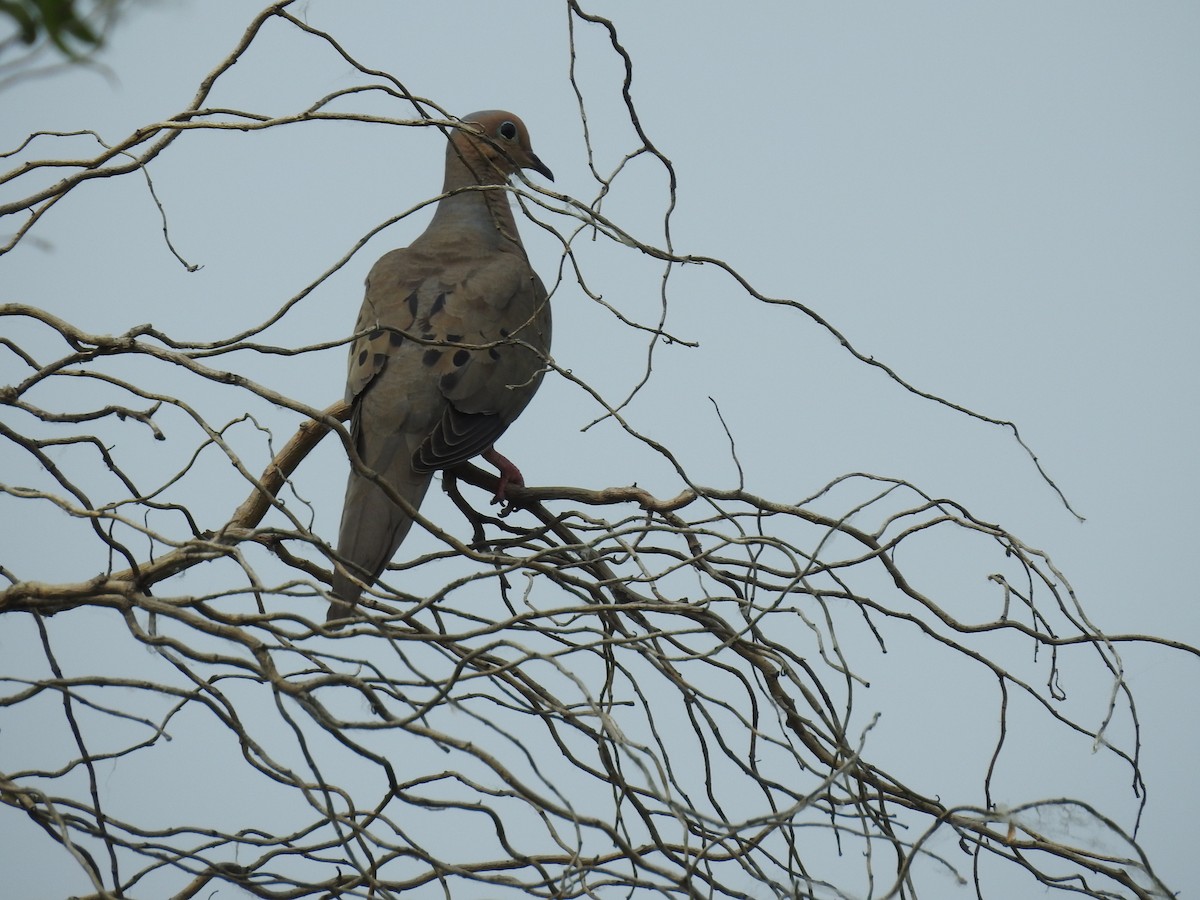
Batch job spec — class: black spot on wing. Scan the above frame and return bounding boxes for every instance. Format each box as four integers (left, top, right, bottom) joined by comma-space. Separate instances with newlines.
357, 348, 368, 366
452, 349, 471, 367
488, 347, 501, 361
389, 330, 405, 347
406, 290, 419, 318
431, 292, 447, 315
423, 349, 442, 366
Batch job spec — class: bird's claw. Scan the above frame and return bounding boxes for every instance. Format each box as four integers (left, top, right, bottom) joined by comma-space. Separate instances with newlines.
483, 446, 525, 514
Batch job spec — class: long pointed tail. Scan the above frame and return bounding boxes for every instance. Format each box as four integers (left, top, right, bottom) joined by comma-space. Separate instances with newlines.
329, 463, 432, 623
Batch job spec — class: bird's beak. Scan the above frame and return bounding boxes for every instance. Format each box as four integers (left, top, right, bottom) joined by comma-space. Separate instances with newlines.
525, 152, 554, 182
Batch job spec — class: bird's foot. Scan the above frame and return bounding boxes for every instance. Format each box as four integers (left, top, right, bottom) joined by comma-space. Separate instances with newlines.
482, 447, 524, 510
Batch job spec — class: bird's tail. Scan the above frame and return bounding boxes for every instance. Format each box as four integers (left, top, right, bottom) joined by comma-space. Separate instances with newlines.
329, 461, 432, 624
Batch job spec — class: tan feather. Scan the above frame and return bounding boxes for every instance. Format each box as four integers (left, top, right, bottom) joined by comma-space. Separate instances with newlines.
329, 111, 553, 623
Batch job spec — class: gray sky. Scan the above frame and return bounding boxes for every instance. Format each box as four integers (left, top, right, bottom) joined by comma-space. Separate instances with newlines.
2, 1, 1197, 896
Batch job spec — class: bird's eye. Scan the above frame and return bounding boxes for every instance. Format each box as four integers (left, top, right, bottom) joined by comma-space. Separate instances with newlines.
498, 121, 518, 141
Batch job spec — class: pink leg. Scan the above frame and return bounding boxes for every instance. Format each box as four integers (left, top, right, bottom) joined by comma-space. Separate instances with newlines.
481, 446, 524, 504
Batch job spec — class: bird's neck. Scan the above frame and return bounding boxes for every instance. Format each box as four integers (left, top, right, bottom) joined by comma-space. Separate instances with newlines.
427, 153, 524, 251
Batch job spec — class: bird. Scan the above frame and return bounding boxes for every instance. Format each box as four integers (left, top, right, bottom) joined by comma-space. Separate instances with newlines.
328, 110, 554, 623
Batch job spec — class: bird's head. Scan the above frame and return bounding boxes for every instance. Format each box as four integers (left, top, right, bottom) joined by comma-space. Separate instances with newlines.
451, 109, 554, 184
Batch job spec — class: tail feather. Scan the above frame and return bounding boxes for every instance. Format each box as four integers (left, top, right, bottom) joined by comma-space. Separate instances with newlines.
329, 459, 432, 623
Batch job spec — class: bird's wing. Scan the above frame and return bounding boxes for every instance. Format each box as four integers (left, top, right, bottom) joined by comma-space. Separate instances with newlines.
331, 245, 550, 618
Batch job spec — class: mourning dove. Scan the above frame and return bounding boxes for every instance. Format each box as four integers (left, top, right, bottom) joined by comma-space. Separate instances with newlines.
328, 110, 553, 623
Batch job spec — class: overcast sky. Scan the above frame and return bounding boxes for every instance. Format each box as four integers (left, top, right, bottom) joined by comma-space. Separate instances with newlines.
2, 1, 1198, 896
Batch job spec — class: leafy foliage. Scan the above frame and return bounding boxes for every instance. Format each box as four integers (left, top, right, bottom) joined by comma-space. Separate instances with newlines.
0, 0, 118, 58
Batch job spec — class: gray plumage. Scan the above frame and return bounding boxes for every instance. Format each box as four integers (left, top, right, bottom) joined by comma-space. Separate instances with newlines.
329, 110, 553, 622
